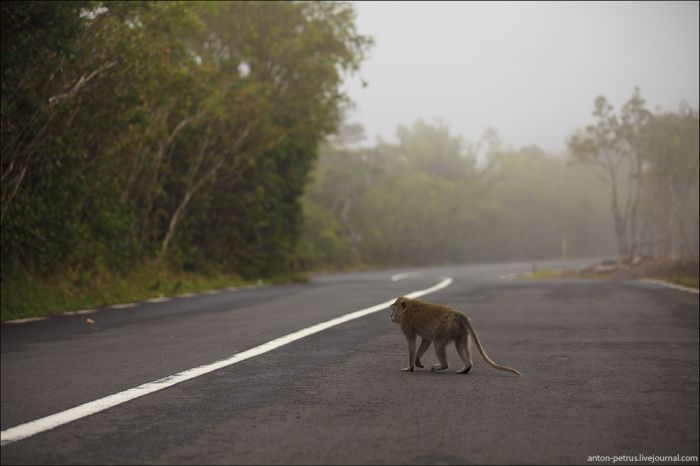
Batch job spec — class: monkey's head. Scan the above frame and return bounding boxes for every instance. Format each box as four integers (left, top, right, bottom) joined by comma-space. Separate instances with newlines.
390, 296, 409, 323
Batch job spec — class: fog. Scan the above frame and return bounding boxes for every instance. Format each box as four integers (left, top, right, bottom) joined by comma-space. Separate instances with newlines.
301, 1, 699, 270
1, 1, 698, 321
345, 1, 699, 153
2, 4, 698, 463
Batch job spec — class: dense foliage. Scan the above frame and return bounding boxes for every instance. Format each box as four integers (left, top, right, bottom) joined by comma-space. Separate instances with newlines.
1, 1, 371, 281
300, 121, 617, 270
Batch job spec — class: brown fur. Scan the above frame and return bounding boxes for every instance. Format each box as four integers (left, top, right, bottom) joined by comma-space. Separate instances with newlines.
390, 296, 521, 376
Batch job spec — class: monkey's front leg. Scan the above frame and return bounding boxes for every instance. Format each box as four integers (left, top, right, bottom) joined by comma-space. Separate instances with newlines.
401, 336, 417, 372
415, 338, 431, 368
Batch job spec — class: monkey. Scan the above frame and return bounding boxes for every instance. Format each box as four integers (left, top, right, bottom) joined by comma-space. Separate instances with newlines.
390, 296, 521, 376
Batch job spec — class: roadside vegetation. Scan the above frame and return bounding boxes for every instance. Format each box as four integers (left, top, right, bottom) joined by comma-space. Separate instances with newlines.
1, 1, 370, 320
525, 258, 699, 290
300, 122, 617, 269
2, 2, 697, 320
2, 262, 252, 321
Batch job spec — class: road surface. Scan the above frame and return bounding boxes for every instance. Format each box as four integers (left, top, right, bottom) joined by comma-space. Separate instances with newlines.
2, 261, 698, 464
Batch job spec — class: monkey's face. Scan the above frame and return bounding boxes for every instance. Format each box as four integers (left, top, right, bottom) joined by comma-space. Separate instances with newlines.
390, 297, 408, 323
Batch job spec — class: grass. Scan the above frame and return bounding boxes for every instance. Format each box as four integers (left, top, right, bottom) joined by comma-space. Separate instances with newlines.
1, 262, 307, 322
525, 262, 699, 290
527, 268, 564, 280
525, 267, 610, 280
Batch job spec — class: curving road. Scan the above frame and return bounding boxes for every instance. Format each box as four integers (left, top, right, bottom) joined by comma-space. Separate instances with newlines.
2, 260, 698, 464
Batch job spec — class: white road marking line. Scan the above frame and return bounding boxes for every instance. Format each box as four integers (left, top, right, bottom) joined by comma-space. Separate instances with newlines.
75, 309, 97, 315
108, 303, 137, 310
499, 273, 519, 280
144, 297, 171, 303
391, 272, 421, 282
641, 278, 699, 294
3, 317, 49, 324
176, 292, 198, 298
0, 276, 452, 446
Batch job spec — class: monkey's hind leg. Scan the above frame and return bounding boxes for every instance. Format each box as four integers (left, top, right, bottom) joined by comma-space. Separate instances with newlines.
456, 334, 473, 374
430, 341, 449, 371
414, 338, 431, 368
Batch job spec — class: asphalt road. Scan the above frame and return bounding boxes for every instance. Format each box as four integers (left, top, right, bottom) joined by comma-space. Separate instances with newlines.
1, 260, 698, 464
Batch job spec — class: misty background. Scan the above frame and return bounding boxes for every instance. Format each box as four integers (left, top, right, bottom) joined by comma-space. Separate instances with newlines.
344, 1, 699, 153
299, 0, 699, 270
1, 1, 698, 320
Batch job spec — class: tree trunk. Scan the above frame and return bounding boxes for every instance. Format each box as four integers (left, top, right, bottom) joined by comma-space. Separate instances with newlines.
160, 192, 192, 257
609, 171, 629, 258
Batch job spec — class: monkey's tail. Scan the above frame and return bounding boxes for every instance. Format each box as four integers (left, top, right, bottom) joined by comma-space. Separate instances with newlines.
461, 316, 522, 376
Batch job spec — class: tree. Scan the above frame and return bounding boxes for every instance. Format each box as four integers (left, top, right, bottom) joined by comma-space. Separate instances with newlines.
638, 106, 699, 258
568, 87, 651, 258
1, 0, 88, 224
1, 1, 372, 282
164, 1, 372, 274
302, 119, 615, 269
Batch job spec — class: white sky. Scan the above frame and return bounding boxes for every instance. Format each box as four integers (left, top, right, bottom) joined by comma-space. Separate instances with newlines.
343, 1, 700, 154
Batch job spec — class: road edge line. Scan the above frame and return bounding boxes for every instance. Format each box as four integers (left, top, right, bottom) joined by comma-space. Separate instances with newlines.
640, 278, 699, 294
